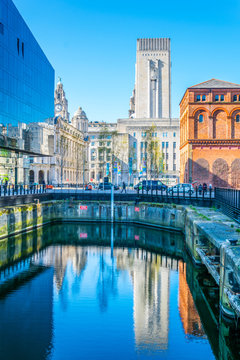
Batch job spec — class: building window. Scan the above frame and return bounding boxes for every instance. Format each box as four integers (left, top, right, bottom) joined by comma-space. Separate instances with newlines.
141, 142, 143, 149
173, 132, 176, 137
233, 95, 237, 102
166, 153, 169, 160
173, 142, 176, 148
215, 95, 219, 101
133, 142, 136, 148
173, 153, 176, 160
196, 95, 201, 102
162, 142, 165, 148
199, 114, 203, 123
91, 135, 95, 139
173, 164, 176, 171
236, 115, 240, 123
202, 95, 206, 101
0, 23, 4, 35
17, 38, 20, 54
107, 141, 111, 146
166, 142, 169, 148
220, 94, 224, 101
91, 142, 95, 146
133, 132, 136, 137
166, 164, 168, 170
238, 95, 240, 102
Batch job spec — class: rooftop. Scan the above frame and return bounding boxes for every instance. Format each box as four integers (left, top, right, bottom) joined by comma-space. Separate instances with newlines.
190, 78, 240, 89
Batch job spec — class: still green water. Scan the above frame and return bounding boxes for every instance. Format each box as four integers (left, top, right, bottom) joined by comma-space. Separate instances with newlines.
0, 223, 239, 360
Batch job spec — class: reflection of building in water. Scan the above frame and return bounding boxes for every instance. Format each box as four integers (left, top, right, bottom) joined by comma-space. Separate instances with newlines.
0, 267, 54, 360
178, 261, 205, 337
117, 248, 178, 351
39, 246, 87, 291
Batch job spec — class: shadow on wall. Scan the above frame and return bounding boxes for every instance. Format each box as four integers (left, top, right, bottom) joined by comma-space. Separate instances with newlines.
183, 158, 240, 188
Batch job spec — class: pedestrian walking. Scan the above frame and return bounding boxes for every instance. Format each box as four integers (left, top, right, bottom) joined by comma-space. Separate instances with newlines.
198, 184, 203, 195
121, 181, 126, 194
203, 183, 207, 194
209, 183, 212, 195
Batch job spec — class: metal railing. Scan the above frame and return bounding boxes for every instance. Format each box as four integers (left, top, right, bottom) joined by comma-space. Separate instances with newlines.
215, 188, 240, 223
136, 185, 214, 201
0, 184, 47, 197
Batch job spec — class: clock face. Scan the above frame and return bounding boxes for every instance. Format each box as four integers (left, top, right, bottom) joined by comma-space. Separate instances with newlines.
55, 103, 62, 113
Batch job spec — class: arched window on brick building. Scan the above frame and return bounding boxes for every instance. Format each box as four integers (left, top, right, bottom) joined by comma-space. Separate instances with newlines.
231, 159, 240, 188
213, 110, 227, 139
212, 158, 229, 188
194, 111, 208, 139
193, 158, 209, 183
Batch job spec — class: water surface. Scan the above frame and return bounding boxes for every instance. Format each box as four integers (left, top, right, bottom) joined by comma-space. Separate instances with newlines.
0, 223, 226, 359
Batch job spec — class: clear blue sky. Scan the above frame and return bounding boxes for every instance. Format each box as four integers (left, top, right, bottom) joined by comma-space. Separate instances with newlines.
14, 0, 240, 122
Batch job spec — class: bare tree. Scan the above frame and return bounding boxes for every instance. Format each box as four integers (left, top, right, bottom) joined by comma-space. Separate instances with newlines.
145, 125, 165, 180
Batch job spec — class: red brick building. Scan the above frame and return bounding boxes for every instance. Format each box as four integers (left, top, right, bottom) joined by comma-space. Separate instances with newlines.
180, 79, 240, 188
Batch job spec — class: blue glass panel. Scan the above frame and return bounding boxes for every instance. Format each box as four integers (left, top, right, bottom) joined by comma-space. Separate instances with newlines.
0, 0, 54, 127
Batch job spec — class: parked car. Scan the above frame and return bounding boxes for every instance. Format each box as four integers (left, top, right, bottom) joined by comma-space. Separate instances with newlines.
168, 183, 194, 195
98, 183, 119, 191
46, 185, 54, 189
134, 180, 167, 191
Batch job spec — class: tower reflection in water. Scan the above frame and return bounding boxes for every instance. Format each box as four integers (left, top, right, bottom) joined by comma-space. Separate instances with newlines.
0, 223, 238, 359
178, 261, 205, 339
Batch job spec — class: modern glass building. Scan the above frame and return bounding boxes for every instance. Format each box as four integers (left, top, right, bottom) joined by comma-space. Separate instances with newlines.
0, 0, 54, 126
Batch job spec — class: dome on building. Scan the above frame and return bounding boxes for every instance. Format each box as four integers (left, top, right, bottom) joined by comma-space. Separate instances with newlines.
73, 107, 87, 119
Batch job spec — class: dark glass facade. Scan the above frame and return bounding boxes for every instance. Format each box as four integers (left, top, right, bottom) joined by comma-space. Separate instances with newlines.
0, 0, 54, 126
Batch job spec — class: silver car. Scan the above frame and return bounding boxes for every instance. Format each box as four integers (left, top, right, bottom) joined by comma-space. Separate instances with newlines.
168, 183, 194, 195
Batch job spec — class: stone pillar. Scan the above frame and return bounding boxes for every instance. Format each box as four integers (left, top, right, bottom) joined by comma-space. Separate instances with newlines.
227, 116, 232, 139
208, 116, 213, 138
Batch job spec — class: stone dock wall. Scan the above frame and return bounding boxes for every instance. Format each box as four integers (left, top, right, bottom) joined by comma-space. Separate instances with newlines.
0, 199, 240, 318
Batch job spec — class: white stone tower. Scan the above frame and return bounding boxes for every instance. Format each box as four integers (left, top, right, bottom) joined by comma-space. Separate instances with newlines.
71, 107, 88, 138
54, 79, 70, 122
132, 38, 171, 119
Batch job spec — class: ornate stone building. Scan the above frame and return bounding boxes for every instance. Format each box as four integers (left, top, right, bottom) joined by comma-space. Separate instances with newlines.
50, 115, 88, 185
118, 38, 180, 184
29, 81, 89, 185
180, 79, 240, 188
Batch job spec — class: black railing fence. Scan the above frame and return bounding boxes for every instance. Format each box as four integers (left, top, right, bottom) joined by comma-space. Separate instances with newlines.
136, 185, 214, 201
215, 188, 240, 223
0, 184, 46, 197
